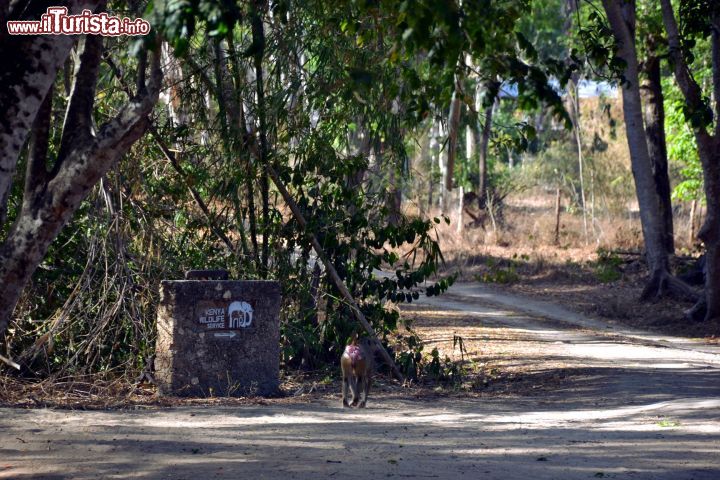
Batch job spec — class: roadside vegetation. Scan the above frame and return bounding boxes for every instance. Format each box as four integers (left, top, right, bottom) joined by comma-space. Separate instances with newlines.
1, 0, 719, 404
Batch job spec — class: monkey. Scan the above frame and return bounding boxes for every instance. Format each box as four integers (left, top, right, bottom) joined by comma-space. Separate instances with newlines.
341, 333, 374, 408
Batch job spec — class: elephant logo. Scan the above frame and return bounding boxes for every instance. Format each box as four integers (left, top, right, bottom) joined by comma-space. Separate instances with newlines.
228, 301, 253, 328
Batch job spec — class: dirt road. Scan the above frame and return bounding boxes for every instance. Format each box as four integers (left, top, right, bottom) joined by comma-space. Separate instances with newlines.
2, 283, 719, 479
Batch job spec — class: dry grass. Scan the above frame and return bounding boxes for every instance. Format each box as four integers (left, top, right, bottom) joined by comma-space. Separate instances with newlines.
429, 186, 705, 269
0, 304, 570, 409
417, 189, 717, 339
435, 189, 704, 258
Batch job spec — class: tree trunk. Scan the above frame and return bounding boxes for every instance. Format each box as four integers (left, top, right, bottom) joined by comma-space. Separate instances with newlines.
640, 50, 674, 254
250, 1, 270, 277
346, 124, 372, 193
660, 0, 720, 321
0, 0, 100, 229
387, 164, 402, 226
445, 82, 462, 192
427, 176, 433, 212
689, 199, 697, 245
418, 130, 430, 217
697, 139, 720, 322
568, 80, 589, 244
466, 124, 475, 168
0, 39, 162, 340
554, 187, 562, 245
437, 121, 449, 213
223, 36, 262, 268
478, 100, 494, 209
602, 0, 692, 300
456, 186, 464, 234
427, 123, 436, 212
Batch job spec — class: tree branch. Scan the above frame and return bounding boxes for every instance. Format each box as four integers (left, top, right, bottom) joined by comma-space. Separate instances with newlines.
266, 164, 405, 382
251, 0, 270, 276
57, 33, 104, 168
659, 0, 713, 143
105, 49, 236, 254
0, 42, 161, 340
136, 49, 147, 96
712, 16, 720, 138
52, 46, 161, 193
446, 76, 462, 191
24, 86, 52, 203
0, 0, 99, 232
96, 48, 161, 150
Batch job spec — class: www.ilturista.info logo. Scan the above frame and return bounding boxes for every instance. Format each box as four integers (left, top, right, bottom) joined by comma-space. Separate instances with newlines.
7, 7, 151, 36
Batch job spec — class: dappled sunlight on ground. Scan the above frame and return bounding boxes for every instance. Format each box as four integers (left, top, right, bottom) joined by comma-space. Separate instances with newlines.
2, 286, 719, 479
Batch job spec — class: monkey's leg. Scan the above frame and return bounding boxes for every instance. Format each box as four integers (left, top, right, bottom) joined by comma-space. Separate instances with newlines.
342, 375, 351, 408
350, 376, 360, 407
359, 375, 371, 408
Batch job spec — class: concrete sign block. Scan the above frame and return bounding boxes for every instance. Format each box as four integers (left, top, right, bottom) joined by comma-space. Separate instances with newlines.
155, 280, 281, 397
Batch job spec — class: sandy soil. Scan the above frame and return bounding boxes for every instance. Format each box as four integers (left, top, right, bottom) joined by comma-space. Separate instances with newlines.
1, 284, 719, 480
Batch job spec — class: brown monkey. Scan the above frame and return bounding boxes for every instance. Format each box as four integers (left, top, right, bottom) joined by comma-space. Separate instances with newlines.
341, 334, 373, 408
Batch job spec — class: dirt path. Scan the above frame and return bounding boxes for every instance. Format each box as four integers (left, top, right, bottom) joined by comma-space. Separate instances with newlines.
2, 284, 720, 480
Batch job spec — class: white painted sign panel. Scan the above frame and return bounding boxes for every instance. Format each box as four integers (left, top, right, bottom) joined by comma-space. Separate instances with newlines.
197, 301, 254, 330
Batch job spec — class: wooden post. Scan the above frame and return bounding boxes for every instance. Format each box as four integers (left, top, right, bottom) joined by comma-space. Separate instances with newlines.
267, 166, 405, 382
456, 186, 464, 234
689, 199, 697, 246
554, 187, 562, 245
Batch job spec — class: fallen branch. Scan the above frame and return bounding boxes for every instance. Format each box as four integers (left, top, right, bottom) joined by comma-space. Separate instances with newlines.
0, 354, 20, 371
267, 166, 405, 383
106, 45, 403, 382
148, 125, 236, 254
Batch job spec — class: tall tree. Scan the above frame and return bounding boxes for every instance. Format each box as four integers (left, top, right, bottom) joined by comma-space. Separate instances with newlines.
640, 47, 674, 254
0, 0, 100, 229
660, 0, 720, 322
638, 2, 674, 254
601, 0, 690, 299
0, 18, 162, 338
477, 86, 497, 209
